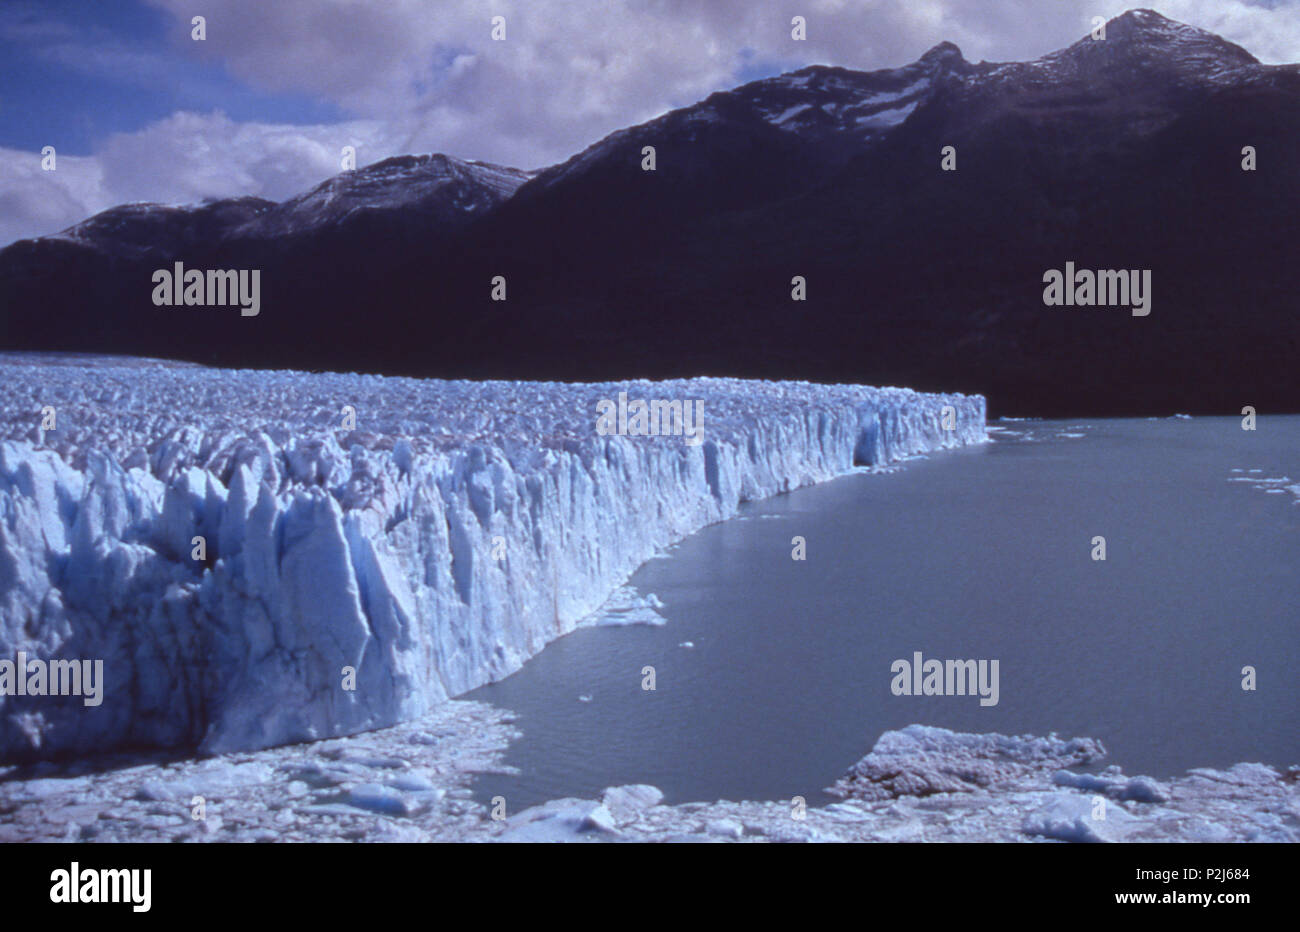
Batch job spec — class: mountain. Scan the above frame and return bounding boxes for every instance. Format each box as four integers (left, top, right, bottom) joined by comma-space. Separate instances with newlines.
35, 153, 529, 257
1, 9, 1297, 416
231, 154, 531, 241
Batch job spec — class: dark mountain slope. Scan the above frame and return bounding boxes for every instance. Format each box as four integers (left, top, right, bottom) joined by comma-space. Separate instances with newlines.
1, 10, 1295, 416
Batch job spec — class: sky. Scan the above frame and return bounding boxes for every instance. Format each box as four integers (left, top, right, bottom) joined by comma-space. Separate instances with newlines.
2, 0, 1297, 246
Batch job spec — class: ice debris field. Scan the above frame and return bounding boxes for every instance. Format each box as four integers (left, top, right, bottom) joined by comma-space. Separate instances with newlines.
0, 354, 985, 761
4, 717, 1294, 842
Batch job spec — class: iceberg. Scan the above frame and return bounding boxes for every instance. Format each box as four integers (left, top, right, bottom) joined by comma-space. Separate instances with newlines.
0, 356, 985, 759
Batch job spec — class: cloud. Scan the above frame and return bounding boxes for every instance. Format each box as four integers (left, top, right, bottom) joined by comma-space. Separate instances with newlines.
95, 111, 387, 204
0, 115, 395, 245
144, 0, 755, 167
0, 149, 105, 246
1158, 0, 1300, 62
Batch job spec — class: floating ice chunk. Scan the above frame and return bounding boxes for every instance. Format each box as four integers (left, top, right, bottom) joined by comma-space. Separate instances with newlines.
1119, 775, 1170, 803
829, 725, 1105, 801
1050, 769, 1169, 803
1023, 793, 1138, 842
601, 784, 663, 819
498, 799, 620, 841
590, 586, 670, 627
347, 783, 412, 815
706, 819, 744, 838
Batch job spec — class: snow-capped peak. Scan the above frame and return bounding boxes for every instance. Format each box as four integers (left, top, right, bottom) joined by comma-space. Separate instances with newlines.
1040, 8, 1259, 76
232, 154, 533, 239
919, 40, 965, 64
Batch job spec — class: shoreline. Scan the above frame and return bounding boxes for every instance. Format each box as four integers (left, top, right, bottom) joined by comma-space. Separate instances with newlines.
2, 706, 1293, 842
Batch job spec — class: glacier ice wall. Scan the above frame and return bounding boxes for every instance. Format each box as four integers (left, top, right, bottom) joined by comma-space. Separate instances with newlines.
0, 357, 985, 759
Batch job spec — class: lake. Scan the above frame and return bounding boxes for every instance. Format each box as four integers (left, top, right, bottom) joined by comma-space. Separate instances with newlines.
469, 417, 1300, 810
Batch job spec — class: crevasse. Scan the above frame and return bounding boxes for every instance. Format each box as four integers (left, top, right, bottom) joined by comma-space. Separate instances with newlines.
0, 362, 986, 760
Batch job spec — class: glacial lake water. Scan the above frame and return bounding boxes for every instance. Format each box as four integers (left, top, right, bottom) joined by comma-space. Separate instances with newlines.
468, 417, 1300, 810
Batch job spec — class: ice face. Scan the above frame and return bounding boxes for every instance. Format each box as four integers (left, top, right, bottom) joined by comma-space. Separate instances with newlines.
0, 356, 986, 759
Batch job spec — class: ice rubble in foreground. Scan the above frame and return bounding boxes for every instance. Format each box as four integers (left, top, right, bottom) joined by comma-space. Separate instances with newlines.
2, 718, 1293, 842
0, 355, 985, 760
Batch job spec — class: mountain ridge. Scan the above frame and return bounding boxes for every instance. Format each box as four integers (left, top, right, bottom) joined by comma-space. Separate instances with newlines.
2, 9, 1297, 417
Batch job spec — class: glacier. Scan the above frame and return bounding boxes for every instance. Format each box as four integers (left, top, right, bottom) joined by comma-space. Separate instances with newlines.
0, 354, 985, 760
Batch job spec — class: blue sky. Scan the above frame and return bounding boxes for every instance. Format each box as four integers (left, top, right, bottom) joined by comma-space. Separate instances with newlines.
2, 0, 1297, 247
0, 0, 343, 154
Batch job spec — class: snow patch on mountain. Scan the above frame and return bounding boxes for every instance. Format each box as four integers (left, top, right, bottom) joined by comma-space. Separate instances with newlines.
746, 65, 945, 141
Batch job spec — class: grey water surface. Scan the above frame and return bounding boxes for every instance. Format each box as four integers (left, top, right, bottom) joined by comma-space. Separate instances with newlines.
469, 417, 1299, 809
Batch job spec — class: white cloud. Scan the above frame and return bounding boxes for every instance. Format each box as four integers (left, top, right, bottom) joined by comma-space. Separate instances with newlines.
0, 116, 401, 245
95, 111, 387, 205
0, 150, 106, 246
1158, 0, 1300, 63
